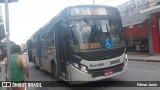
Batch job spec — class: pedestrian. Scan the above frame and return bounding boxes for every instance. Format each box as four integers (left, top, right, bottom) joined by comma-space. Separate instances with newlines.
3, 44, 29, 90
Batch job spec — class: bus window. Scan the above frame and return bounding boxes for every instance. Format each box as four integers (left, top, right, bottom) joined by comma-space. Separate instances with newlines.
40, 37, 45, 47
46, 29, 55, 47
109, 20, 122, 48
32, 36, 37, 48
46, 38, 53, 47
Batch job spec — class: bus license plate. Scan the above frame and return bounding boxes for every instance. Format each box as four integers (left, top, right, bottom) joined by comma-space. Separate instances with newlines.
104, 70, 114, 76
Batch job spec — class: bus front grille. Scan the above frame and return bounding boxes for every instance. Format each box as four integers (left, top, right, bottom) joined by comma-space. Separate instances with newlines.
89, 63, 124, 78
75, 48, 124, 61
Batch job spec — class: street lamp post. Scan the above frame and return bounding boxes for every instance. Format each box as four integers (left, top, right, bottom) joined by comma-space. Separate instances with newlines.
74, 0, 84, 4
4, 0, 11, 90
4, 1, 11, 88
93, 0, 95, 4
74, 0, 112, 5
0, 0, 18, 90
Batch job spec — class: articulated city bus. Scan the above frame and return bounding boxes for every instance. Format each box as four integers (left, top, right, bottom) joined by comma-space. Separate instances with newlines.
27, 5, 128, 84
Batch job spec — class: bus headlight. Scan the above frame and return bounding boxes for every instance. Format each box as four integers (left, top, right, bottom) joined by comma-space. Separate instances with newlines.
80, 65, 87, 73
123, 54, 128, 65
72, 62, 88, 73
73, 62, 79, 68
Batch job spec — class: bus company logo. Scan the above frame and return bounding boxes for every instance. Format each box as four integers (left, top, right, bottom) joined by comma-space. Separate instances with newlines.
90, 63, 104, 68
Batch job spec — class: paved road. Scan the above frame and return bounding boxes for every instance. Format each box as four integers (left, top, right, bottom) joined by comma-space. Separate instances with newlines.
26, 61, 160, 90
1, 59, 159, 90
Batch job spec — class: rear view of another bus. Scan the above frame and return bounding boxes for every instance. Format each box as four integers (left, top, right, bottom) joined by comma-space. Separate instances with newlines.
67, 5, 128, 83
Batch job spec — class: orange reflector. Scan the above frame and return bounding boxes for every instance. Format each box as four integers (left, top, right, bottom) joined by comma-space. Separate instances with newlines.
48, 48, 53, 54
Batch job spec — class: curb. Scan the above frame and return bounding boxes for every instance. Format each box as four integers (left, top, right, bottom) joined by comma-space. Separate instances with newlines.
128, 59, 160, 62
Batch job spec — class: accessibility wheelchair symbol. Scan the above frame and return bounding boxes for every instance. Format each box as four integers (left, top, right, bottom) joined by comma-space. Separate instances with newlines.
105, 39, 112, 48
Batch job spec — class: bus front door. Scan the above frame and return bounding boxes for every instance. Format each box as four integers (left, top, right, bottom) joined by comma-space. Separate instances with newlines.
56, 21, 69, 79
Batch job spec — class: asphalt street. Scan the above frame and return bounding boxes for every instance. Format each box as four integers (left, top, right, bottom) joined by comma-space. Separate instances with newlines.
26, 60, 160, 90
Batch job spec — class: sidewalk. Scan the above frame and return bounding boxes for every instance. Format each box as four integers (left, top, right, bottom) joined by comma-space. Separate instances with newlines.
127, 54, 160, 62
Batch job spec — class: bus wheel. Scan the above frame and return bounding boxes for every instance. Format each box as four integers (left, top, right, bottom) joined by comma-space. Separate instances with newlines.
52, 62, 58, 79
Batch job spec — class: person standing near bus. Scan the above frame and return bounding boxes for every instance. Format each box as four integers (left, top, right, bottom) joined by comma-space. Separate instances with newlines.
3, 44, 29, 90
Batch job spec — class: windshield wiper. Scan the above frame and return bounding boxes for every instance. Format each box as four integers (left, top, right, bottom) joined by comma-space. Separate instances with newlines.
83, 17, 97, 43
83, 17, 92, 27
88, 24, 97, 43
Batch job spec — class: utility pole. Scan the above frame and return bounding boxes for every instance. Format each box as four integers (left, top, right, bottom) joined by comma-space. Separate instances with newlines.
98, 0, 111, 5
74, 0, 84, 4
5, 0, 11, 79
93, 0, 95, 4
5, 0, 11, 90
0, 0, 18, 90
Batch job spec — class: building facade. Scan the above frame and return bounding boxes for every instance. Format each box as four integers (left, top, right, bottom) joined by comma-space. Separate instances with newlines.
117, 0, 160, 55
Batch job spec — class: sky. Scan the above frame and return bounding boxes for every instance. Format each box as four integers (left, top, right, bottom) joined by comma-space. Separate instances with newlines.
0, 0, 129, 45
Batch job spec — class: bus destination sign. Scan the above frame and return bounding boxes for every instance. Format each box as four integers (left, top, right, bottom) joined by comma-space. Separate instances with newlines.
70, 7, 108, 16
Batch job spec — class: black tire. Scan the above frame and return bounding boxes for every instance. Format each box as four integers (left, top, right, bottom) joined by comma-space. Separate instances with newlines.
52, 62, 59, 79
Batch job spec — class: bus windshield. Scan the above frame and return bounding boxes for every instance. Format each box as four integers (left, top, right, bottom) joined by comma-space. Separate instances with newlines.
69, 19, 122, 51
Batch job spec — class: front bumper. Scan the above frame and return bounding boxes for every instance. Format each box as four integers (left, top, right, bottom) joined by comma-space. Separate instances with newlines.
68, 61, 127, 84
